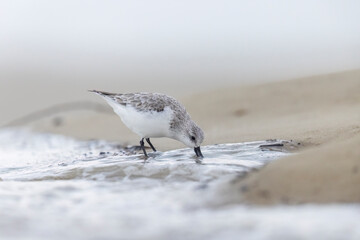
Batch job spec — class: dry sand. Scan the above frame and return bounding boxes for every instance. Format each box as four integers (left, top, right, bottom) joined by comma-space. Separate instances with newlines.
3, 69, 360, 204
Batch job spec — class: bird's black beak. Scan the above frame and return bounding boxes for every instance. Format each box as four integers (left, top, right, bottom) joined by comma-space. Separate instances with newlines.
194, 147, 204, 158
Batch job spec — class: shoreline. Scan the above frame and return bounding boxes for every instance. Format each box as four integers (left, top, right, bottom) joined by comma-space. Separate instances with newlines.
2, 69, 360, 204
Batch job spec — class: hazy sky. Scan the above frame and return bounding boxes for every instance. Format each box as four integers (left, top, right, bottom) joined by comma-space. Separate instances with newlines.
1, 0, 360, 90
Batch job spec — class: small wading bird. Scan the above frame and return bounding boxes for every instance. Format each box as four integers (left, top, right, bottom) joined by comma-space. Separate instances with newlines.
89, 90, 204, 158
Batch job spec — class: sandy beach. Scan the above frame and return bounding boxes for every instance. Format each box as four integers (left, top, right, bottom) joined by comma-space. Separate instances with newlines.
3, 69, 360, 204
2, 2, 360, 239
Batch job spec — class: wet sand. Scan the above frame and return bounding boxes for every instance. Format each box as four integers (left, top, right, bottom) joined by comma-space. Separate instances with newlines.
191, 69, 360, 204
3, 69, 360, 204
234, 134, 360, 204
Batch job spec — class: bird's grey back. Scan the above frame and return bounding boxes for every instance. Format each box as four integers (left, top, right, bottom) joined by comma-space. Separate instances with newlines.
91, 91, 191, 130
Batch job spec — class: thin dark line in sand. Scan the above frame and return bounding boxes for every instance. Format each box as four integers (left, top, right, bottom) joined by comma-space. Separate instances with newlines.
3, 101, 112, 127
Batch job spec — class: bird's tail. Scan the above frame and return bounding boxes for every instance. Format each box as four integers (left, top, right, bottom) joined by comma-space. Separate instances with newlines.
88, 90, 116, 96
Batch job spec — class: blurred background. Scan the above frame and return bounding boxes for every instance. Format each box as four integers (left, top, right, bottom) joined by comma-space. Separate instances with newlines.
2, 2, 360, 239
1, 0, 360, 127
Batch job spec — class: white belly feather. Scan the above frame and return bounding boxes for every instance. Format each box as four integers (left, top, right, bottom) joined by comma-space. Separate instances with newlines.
105, 98, 173, 138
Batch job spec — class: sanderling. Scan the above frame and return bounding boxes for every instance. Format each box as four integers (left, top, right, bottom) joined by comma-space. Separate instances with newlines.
89, 90, 204, 158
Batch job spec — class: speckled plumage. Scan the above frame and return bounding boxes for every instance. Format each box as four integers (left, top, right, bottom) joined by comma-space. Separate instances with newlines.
89, 91, 191, 131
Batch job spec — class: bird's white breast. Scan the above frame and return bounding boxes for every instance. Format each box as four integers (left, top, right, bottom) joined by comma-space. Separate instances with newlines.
105, 98, 173, 138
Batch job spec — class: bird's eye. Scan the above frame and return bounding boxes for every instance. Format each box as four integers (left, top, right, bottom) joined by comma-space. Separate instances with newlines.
191, 136, 196, 141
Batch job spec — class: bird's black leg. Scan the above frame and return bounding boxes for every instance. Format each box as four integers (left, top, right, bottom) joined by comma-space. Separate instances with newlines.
146, 138, 157, 152
140, 138, 148, 157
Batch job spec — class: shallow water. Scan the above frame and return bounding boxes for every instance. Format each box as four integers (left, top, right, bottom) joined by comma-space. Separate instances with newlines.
0, 129, 359, 240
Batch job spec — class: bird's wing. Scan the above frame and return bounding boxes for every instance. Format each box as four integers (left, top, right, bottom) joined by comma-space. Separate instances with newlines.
113, 93, 179, 113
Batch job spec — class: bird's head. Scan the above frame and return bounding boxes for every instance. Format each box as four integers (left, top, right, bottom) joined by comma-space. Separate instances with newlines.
176, 122, 204, 158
